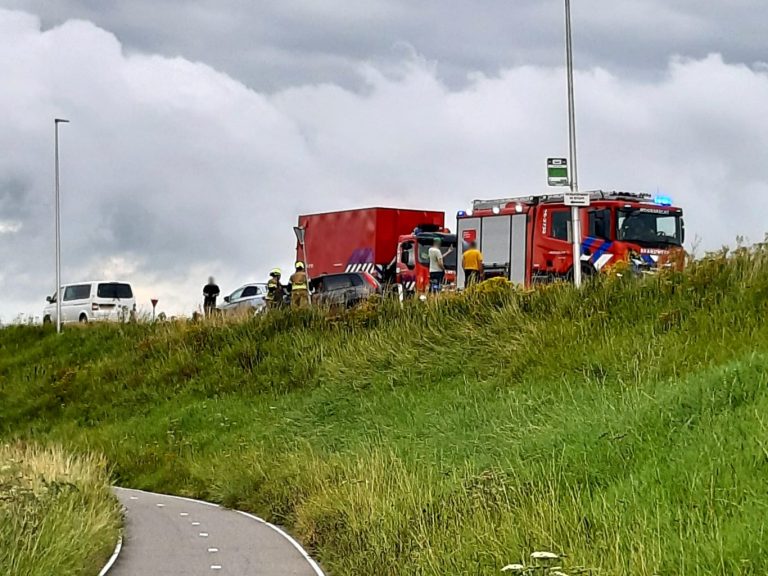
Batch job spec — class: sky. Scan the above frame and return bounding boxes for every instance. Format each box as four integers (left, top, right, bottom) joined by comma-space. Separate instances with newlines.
1, 1, 767, 321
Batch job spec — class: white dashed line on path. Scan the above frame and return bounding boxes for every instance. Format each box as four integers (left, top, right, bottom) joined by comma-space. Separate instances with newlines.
110, 487, 325, 575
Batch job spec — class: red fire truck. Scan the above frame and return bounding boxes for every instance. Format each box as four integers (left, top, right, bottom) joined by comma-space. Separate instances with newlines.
455, 191, 685, 288
296, 208, 457, 295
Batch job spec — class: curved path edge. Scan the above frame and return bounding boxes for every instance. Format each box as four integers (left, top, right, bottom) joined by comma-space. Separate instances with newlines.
111, 486, 326, 576
235, 509, 325, 575
97, 534, 123, 576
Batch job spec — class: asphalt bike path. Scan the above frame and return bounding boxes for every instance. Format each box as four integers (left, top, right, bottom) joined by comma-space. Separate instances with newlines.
110, 487, 324, 575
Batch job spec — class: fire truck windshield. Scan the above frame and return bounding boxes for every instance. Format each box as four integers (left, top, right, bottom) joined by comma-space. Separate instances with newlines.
616, 208, 682, 247
417, 237, 457, 270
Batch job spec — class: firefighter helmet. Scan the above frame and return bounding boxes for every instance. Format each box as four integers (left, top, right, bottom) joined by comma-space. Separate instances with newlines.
270, 268, 282, 277
295, 261, 306, 270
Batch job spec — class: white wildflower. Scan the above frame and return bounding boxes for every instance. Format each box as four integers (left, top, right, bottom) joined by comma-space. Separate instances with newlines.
531, 551, 559, 561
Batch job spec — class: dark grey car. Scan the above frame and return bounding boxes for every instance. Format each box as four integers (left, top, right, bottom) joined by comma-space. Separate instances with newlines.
310, 272, 381, 308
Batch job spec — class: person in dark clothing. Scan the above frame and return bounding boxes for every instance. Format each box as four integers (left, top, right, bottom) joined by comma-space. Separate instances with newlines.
266, 269, 285, 310
203, 276, 220, 316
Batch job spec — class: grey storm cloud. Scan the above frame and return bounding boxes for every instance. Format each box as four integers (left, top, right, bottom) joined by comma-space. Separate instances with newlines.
0, 4, 767, 321
4, 0, 767, 90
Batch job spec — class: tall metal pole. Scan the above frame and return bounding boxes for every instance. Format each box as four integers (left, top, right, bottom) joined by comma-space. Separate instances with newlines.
565, 0, 582, 288
301, 237, 313, 309
54, 118, 69, 333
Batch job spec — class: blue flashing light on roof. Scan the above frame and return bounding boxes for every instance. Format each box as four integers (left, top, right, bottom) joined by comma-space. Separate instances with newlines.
457, 210, 466, 217
654, 195, 673, 206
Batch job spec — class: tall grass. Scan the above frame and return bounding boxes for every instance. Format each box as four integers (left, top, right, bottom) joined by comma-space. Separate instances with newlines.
2, 246, 768, 574
0, 443, 121, 576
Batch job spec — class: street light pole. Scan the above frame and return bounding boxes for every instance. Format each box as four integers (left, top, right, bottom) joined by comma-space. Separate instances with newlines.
564, 0, 583, 288
54, 118, 69, 333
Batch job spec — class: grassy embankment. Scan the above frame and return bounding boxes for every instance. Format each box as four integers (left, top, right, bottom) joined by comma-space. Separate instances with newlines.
0, 443, 121, 576
2, 247, 768, 575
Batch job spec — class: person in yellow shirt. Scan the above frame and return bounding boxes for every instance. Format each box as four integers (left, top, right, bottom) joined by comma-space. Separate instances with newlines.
462, 241, 483, 286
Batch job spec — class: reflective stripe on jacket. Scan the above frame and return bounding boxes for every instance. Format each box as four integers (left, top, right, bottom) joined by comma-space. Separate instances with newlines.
290, 271, 308, 291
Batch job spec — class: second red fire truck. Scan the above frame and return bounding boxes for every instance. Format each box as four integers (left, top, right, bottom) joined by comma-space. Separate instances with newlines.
455, 191, 685, 288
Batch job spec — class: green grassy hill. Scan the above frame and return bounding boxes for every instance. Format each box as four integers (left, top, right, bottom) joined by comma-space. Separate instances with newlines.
2, 248, 768, 575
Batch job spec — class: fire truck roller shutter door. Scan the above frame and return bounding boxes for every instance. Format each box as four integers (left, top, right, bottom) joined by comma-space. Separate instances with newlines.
481, 216, 512, 281
510, 214, 528, 285
457, 217, 481, 290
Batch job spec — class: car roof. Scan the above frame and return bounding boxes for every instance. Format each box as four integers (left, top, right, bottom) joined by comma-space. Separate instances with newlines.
60, 280, 132, 286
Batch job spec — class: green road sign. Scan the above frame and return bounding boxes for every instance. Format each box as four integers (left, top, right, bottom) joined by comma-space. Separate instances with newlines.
547, 158, 569, 186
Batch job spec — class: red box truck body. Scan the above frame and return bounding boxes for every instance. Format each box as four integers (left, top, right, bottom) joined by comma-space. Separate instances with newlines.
296, 207, 445, 278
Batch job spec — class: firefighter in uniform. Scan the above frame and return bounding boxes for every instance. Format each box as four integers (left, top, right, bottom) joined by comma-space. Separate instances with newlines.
289, 262, 310, 309
265, 268, 284, 310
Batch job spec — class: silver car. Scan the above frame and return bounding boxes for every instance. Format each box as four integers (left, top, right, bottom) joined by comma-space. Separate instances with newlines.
218, 283, 268, 315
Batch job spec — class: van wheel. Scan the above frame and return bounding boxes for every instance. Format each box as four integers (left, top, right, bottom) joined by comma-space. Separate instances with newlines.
79, 314, 88, 323
43, 315, 52, 325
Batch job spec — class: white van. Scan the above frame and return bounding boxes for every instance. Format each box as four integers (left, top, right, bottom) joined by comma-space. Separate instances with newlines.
43, 281, 136, 324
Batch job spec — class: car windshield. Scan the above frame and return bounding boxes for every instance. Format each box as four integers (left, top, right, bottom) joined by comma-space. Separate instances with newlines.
417, 237, 457, 270
97, 283, 133, 299
617, 208, 682, 247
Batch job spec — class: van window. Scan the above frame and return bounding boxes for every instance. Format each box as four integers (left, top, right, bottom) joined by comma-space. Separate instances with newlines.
63, 284, 91, 301
97, 283, 133, 299
550, 211, 572, 241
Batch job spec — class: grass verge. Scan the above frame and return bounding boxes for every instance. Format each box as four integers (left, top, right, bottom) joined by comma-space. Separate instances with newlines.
0, 443, 121, 576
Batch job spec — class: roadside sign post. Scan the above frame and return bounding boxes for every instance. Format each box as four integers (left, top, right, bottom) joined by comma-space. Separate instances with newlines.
547, 158, 569, 187
293, 226, 312, 308
151, 298, 158, 322
293, 226, 306, 251
564, 190, 591, 207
